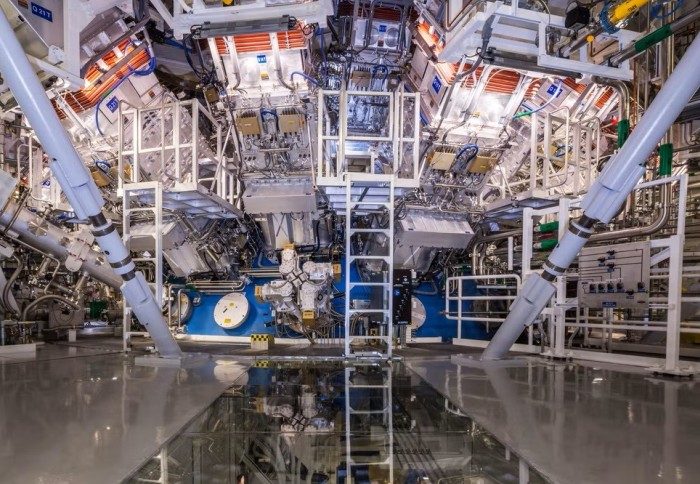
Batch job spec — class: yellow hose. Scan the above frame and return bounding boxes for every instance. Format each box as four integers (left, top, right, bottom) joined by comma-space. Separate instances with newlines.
609, 0, 651, 25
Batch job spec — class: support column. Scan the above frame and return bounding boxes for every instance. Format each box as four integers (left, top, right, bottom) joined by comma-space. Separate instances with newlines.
0, 9, 181, 358
483, 32, 700, 360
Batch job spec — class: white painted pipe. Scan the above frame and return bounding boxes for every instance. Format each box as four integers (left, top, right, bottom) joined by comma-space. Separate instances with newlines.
0, 201, 122, 288
483, 32, 700, 360
0, 9, 181, 358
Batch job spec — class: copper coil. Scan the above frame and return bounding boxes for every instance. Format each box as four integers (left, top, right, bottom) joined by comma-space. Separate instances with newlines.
595, 87, 614, 109
56, 41, 151, 116
563, 77, 586, 93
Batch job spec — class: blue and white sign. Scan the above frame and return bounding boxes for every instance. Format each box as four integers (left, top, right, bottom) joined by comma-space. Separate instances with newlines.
546, 83, 563, 97
30, 2, 52, 22
257, 54, 267, 64
432, 75, 442, 94
378, 24, 387, 33
106, 96, 119, 113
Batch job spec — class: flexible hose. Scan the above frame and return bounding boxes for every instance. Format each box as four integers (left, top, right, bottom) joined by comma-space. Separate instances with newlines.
513, 79, 562, 119
22, 294, 80, 322
290, 71, 321, 87
2, 255, 23, 318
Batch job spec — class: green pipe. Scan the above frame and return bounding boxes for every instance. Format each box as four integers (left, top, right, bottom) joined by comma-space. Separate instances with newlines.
658, 143, 673, 176
635, 24, 673, 53
617, 119, 630, 148
534, 221, 559, 233
608, 9, 700, 66
533, 239, 558, 251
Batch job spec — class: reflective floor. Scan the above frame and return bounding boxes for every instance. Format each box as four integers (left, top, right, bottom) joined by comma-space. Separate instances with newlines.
409, 356, 700, 484
4, 342, 699, 483
127, 361, 548, 484
0, 344, 246, 484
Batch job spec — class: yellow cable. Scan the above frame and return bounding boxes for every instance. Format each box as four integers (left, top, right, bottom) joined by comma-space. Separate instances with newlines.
609, 0, 651, 25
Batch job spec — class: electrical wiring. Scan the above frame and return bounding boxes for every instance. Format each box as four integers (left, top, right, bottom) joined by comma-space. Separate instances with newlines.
456, 144, 479, 161
94, 42, 156, 136
371, 64, 389, 87
651, 0, 685, 19
260, 109, 279, 130
183, 35, 216, 85
290, 71, 321, 87
513, 78, 562, 119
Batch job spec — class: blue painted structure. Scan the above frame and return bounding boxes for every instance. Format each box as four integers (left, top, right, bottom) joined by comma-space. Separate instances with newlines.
183, 258, 489, 341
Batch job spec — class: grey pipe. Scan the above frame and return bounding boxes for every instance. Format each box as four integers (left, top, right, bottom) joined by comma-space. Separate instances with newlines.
608, 8, 700, 67
593, 77, 630, 121
0, 8, 181, 357
475, 230, 520, 243
22, 294, 80, 322
0, 201, 122, 287
2, 255, 23, 317
560, 25, 604, 58
590, 184, 671, 241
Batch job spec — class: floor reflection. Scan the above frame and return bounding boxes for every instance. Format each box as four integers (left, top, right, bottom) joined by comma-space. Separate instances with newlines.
127, 361, 547, 484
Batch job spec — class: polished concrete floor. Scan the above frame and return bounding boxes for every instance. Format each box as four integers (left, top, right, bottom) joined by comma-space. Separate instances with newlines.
409, 355, 700, 484
0, 343, 247, 484
3, 340, 700, 483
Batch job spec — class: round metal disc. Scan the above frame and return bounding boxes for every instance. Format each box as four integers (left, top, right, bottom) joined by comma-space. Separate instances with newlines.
385, 28, 399, 48
410, 296, 426, 330
369, 27, 381, 45
214, 292, 250, 329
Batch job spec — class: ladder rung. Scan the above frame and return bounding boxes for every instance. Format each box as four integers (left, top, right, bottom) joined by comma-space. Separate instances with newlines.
349, 384, 389, 389
349, 335, 390, 339
348, 201, 391, 207
349, 255, 390, 261
125, 207, 157, 213
349, 228, 391, 234
348, 460, 392, 466
348, 282, 389, 287
350, 409, 389, 415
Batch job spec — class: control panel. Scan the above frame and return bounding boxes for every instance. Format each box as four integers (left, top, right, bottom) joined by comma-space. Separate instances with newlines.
578, 241, 650, 309
393, 269, 413, 325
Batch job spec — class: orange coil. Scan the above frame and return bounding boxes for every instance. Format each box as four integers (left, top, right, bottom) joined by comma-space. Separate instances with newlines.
56, 41, 151, 115
562, 77, 586, 94
595, 87, 614, 109
215, 38, 229, 55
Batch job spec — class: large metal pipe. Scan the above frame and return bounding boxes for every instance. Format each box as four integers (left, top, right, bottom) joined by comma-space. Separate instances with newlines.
561, 0, 652, 58
560, 25, 604, 58
0, 201, 122, 288
593, 77, 630, 121
482, 33, 700, 360
590, 184, 671, 242
0, 9, 181, 357
608, 8, 700, 67
22, 294, 80, 322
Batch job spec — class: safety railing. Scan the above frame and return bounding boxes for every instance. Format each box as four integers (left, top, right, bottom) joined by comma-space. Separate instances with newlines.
445, 274, 521, 339
316, 88, 420, 188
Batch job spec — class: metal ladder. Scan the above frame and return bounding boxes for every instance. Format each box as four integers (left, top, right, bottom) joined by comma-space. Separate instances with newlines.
344, 173, 395, 358
121, 181, 164, 351
344, 364, 394, 482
